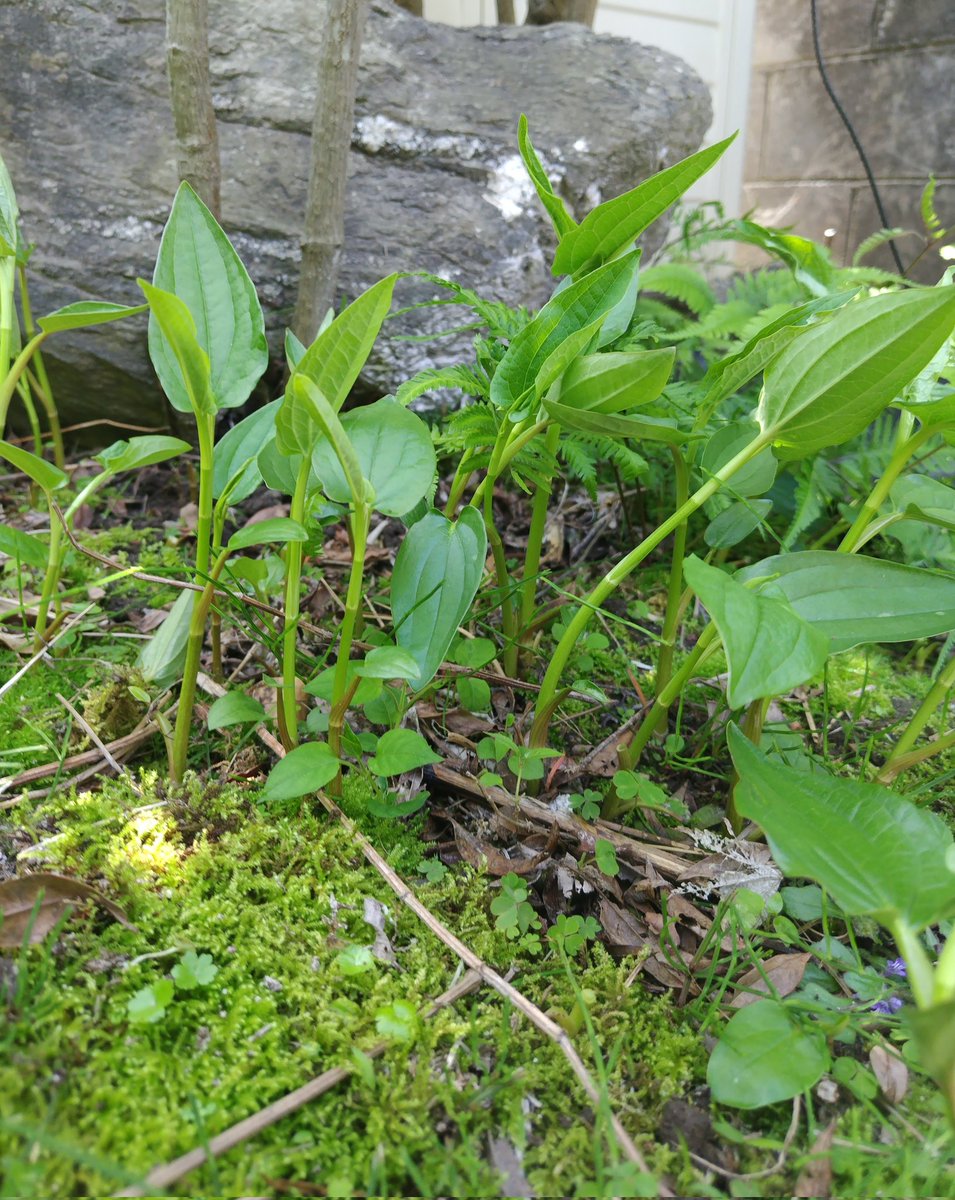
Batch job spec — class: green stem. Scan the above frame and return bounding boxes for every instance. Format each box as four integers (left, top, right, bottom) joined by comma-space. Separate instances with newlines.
519, 423, 561, 639
889, 918, 935, 1010
33, 493, 62, 650
0, 330, 48, 433
881, 648, 955, 775
16, 377, 43, 459
530, 433, 771, 747
328, 501, 370, 768
655, 445, 690, 698
18, 267, 64, 468
444, 450, 476, 517
618, 624, 717, 770
839, 423, 938, 554
0, 258, 15, 395
468, 419, 549, 512
874, 726, 955, 784
280, 458, 311, 748
194, 413, 216, 579
933, 926, 955, 1005
484, 482, 518, 678
171, 550, 229, 783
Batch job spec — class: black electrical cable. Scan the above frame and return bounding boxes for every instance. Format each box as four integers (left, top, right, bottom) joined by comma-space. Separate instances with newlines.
809, 0, 907, 275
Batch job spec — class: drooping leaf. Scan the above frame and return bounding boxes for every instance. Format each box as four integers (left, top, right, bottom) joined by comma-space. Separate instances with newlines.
37, 301, 148, 333
728, 724, 955, 931
704, 498, 772, 549
889, 474, 955, 532
139, 280, 215, 417
392, 507, 487, 690
149, 182, 268, 413
556, 348, 674, 413
0, 439, 68, 492
0, 525, 47, 568
212, 399, 281, 502
736, 551, 955, 652
700, 420, 776, 496
0, 873, 131, 949
311, 398, 436, 517
684, 556, 829, 708
553, 135, 735, 277
226, 518, 307, 553
206, 691, 267, 730
295, 274, 399, 412
366, 728, 441, 776
490, 253, 641, 408
94, 435, 190, 475
542, 398, 690, 444
707, 998, 829, 1109
137, 589, 195, 690
517, 114, 576, 239
261, 742, 341, 801
0, 151, 18, 256
757, 287, 955, 458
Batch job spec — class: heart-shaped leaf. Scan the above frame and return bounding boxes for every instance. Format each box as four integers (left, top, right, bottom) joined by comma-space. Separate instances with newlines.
684, 556, 829, 708
366, 728, 441, 776
149, 182, 268, 413
729, 724, 955, 931
392, 507, 487, 690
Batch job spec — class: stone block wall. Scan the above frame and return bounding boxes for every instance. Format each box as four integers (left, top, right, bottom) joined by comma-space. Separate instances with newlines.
743, 0, 955, 280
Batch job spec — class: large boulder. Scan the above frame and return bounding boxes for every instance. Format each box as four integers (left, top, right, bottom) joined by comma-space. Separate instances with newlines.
0, 0, 711, 431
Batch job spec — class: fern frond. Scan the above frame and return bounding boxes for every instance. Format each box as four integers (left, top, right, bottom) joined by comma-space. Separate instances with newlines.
725, 267, 802, 311
639, 264, 715, 315
852, 227, 917, 266
922, 175, 944, 239
396, 364, 488, 407
559, 435, 599, 497
835, 265, 909, 288
439, 401, 501, 454
416, 273, 530, 340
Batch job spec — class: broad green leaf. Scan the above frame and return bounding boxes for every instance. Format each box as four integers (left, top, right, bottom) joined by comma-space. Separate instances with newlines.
212, 399, 281, 502
715, 219, 836, 295
737, 551, 955, 652
758, 287, 955, 457
149, 182, 268, 413
258, 439, 308, 496
698, 290, 861, 421
226, 518, 307, 553
517, 114, 576, 239
553, 135, 735, 277
704, 498, 772, 549
206, 691, 266, 730
311, 398, 436, 517
0, 152, 18, 256
392, 507, 487, 690
94, 435, 190, 474
261, 742, 341, 801
139, 280, 215, 417
366, 728, 441, 776
490, 253, 640, 408
534, 318, 605, 400
137, 589, 194, 690
707, 998, 829, 1109
295, 274, 399, 412
729, 724, 955, 931
907, 1001, 955, 1094
557, 348, 674, 413
700, 421, 776, 497
127, 979, 174, 1025
0, 525, 47, 568
684, 556, 829, 708
0, 439, 68, 492
375, 998, 419, 1041
889, 474, 955, 532
354, 645, 421, 681
542, 397, 690, 444
305, 661, 382, 706
38, 301, 147, 333
280, 376, 370, 506
285, 327, 307, 371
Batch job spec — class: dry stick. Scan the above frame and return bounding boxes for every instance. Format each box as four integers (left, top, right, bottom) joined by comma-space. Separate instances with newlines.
1, 721, 160, 791
165, 0, 221, 214
195, 673, 664, 1189
119, 969, 484, 1196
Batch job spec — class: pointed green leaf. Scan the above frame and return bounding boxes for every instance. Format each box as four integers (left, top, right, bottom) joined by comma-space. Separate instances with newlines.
700, 421, 776, 497
226, 518, 307, 553
392, 507, 487, 691
137, 590, 194, 690
553, 135, 736, 276
38, 301, 148, 333
490, 253, 640, 408
311, 398, 436, 517
707, 998, 829, 1109
684, 556, 828, 708
139, 280, 215, 417
206, 691, 267, 730
0, 439, 68, 492
0, 151, 19, 256
261, 742, 341, 801
279, 376, 369, 505
354, 646, 421, 681
737, 551, 955, 652
890, 474, 955, 532
366, 728, 441, 776
295, 274, 399, 412
557, 348, 674, 413
729, 724, 955, 931
94, 435, 190, 474
757, 287, 955, 458
517, 114, 576, 239
0, 525, 47, 569
149, 182, 268, 413
212, 399, 281, 502
542, 397, 691, 444
704, 499, 772, 549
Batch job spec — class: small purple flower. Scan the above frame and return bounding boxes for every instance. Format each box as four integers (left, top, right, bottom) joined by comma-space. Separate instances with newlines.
871, 996, 904, 1015
884, 958, 907, 979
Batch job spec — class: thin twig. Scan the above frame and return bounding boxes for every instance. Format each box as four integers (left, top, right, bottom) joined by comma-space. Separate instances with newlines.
194, 674, 665, 1190
687, 1095, 801, 1181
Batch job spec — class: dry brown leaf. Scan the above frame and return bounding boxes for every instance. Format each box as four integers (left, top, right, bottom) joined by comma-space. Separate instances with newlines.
794, 1119, 836, 1198
598, 898, 648, 953
730, 952, 811, 1008
242, 503, 290, 526
869, 1044, 909, 1104
448, 818, 549, 878
0, 873, 132, 948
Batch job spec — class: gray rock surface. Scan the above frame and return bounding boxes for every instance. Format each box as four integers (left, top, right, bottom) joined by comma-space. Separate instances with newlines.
0, 0, 711, 431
